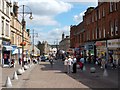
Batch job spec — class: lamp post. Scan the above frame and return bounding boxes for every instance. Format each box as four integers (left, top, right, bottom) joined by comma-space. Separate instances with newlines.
31, 29, 38, 57
18, 5, 33, 67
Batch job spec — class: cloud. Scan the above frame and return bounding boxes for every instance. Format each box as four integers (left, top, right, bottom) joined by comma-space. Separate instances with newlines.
73, 10, 86, 24
34, 26, 70, 44
27, 15, 60, 26
12, 0, 73, 16
12, 0, 73, 26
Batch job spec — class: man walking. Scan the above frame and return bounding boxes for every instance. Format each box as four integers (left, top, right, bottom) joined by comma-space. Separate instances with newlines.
67, 56, 73, 73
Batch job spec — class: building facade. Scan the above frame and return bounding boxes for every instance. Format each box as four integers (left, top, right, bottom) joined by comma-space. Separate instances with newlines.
10, 2, 31, 62
70, 2, 120, 64
59, 33, 70, 53
0, 0, 12, 65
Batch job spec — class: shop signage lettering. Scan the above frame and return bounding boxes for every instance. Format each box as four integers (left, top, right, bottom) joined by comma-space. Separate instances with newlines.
95, 41, 106, 46
2, 41, 11, 45
108, 39, 120, 47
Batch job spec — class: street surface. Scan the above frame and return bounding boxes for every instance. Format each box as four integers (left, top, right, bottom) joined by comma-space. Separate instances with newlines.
1, 59, 119, 89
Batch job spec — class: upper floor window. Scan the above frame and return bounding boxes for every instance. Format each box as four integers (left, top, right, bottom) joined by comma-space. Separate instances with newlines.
2, 0, 4, 12
115, 19, 118, 35
114, 2, 117, 11
2, 20, 4, 35
6, 3, 9, 16
95, 12, 97, 21
6, 23, 9, 37
103, 27, 106, 38
92, 29, 94, 39
99, 28, 101, 38
102, 7, 105, 17
110, 21, 114, 36
92, 15, 94, 22
98, 10, 101, 19
110, 2, 114, 12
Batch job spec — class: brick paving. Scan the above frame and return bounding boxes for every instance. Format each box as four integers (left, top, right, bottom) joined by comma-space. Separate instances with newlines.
1, 59, 119, 89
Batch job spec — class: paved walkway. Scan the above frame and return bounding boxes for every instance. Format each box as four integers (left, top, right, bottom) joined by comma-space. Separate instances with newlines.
1, 59, 119, 89
21, 61, 89, 88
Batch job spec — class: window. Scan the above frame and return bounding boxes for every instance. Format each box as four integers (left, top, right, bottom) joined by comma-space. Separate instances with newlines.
2, 20, 4, 35
2, 0, 4, 12
110, 21, 114, 36
6, 23, 9, 37
103, 27, 106, 38
115, 19, 118, 35
99, 10, 101, 19
115, 2, 117, 11
6, 4, 9, 16
99, 28, 101, 38
96, 28, 99, 39
102, 7, 105, 17
110, 2, 113, 12
92, 30, 94, 39
92, 15, 94, 22
11, 32, 14, 44
95, 12, 97, 21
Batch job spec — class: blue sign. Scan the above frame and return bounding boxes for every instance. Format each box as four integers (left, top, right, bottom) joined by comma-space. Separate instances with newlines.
2, 41, 11, 45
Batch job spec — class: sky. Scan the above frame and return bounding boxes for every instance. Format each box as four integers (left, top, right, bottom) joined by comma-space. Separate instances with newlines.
11, 0, 98, 45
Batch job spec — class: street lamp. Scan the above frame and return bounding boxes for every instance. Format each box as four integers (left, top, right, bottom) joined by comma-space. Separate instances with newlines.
18, 5, 33, 67
31, 29, 38, 57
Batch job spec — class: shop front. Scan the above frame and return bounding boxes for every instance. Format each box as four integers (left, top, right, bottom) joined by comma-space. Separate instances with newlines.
95, 40, 106, 58
2, 41, 13, 66
108, 39, 120, 65
84, 42, 95, 56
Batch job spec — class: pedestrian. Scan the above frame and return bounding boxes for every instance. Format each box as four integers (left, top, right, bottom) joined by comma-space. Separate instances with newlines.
80, 56, 85, 70
19, 58, 21, 65
100, 53, 106, 69
67, 56, 73, 73
72, 56, 77, 73
64, 57, 68, 73
49, 56, 53, 67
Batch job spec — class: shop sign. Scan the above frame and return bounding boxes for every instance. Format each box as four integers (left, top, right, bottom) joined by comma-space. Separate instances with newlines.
88, 45, 93, 49
2, 41, 11, 45
108, 39, 120, 48
95, 41, 106, 46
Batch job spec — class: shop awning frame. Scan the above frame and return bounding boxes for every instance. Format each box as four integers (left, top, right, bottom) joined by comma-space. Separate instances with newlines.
3, 46, 13, 51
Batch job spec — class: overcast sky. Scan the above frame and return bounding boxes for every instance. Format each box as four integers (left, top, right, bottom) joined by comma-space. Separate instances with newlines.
11, 0, 97, 45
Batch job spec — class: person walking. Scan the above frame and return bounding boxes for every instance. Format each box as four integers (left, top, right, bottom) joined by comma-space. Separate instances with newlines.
67, 56, 73, 73
64, 57, 68, 73
49, 56, 53, 68
100, 53, 106, 69
72, 56, 77, 73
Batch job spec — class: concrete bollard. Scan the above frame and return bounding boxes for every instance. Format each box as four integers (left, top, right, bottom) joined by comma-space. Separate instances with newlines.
21, 67, 25, 73
17, 68, 23, 75
24, 65, 29, 70
90, 67, 96, 73
5, 76, 12, 87
83, 66, 86, 71
103, 69, 108, 77
12, 71, 18, 80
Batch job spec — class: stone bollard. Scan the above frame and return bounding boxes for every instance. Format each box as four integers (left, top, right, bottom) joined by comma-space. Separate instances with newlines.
17, 68, 23, 75
5, 76, 12, 87
24, 65, 29, 70
12, 71, 18, 80
103, 69, 108, 77
90, 67, 96, 73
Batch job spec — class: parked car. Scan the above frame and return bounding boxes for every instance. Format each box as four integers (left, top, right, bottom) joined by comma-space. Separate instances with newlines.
41, 56, 46, 62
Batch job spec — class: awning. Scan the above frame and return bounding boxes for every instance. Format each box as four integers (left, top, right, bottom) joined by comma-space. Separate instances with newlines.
12, 48, 22, 54
3, 46, 13, 51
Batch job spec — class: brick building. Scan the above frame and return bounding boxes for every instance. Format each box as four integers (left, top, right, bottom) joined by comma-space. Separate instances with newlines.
70, 2, 120, 64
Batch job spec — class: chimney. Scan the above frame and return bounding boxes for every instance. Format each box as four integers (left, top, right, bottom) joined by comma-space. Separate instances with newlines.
13, 2, 19, 18
62, 32, 64, 40
27, 29, 30, 36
